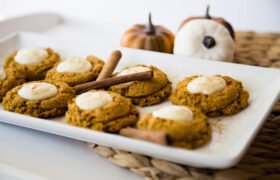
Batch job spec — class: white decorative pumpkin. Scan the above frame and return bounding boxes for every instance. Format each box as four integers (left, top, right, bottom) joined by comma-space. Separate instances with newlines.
174, 19, 235, 62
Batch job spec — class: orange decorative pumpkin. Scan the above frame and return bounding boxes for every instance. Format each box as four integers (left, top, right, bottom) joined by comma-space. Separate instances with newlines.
179, 6, 235, 40
121, 13, 175, 53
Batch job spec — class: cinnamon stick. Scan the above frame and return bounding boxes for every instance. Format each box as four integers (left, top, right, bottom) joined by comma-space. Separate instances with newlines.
120, 127, 168, 146
74, 70, 153, 94
97, 50, 122, 81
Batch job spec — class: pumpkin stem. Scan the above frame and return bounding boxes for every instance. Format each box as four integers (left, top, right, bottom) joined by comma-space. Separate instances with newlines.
145, 12, 156, 35
205, 5, 211, 19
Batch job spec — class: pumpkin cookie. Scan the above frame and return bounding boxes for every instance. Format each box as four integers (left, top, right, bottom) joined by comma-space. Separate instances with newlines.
0, 66, 25, 101
207, 90, 249, 117
46, 56, 104, 86
109, 65, 172, 106
66, 90, 139, 133
4, 48, 60, 81
137, 105, 211, 149
170, 75, 249, 117
2, 81, 75, 118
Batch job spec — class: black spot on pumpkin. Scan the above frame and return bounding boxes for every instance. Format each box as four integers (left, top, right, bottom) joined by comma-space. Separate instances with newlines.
202, 36, 216, 49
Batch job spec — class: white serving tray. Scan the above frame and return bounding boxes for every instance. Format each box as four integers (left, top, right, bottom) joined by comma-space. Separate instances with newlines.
0, 32, 280, 169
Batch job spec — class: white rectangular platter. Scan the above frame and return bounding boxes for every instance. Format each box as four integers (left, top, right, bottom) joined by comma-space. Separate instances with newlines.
0, 32, 280, 169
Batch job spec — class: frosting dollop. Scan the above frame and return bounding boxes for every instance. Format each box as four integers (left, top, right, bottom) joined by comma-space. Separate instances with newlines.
14, 48, 48, 64
75, 92, 112, 110
117, 66, 151, 85
117, 66, 150, 76
187, 76, 226, 95
18, 82, 58, 101
152, 105, 194, 121
56, 57, 92, 73
0, 66, 7, 80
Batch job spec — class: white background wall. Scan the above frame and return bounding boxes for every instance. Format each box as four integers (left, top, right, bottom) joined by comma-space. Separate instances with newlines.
1, 0, 280, 32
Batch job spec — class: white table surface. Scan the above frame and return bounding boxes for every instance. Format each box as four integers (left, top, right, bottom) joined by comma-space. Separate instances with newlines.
0, 0, 279, 179
0, 122, 140, 180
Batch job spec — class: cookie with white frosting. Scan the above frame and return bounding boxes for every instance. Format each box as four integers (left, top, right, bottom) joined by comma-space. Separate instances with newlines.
66, 90, 139, 133
4, 48, 60, 81
137, 105, 211, 149
46, 55, 104, 86
2, 81, 75, 118
170, 75, 249, 117
109, 65, 172, 106
0, 66, 25, 101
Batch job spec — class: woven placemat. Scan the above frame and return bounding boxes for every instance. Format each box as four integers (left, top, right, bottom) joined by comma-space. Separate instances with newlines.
87, 32, 280, 180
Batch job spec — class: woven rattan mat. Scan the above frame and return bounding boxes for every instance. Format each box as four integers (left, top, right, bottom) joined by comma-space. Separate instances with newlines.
87, 32, 280, 180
